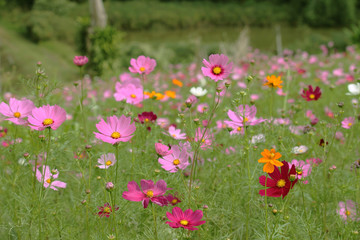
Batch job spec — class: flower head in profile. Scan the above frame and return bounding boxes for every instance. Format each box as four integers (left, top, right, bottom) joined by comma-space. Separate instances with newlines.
137, 111, 157, 124
114, 84, 148, 105
129, 55, 156, 75
166, 207, 206, 231
194, 128, 214, 150
158, 145, 190, 172
201, 54, 233, 82
94, 115, 136, 145
258, 149, 283, 173
341, 117, 355, 129
164, 126, 187, 140
97, 203, 119, 218
165, 193, 181, 206
36, 166, 66, 191
155, 143, 173, 157
264, 75, 283, 88
28, 105, 66, 131
292, 145, 308, 155
259, 161, 297, 199
73, 56, 88, 66
224, 105, 266, 128
346, 83, 360, 95
337, 200, 359, 222
190, 87, 207, 97
290, 159, 312, 184
122, 179, 170, 208
97, 153, 116, 169
0, 98, 35, 125
301, 85, 321, 101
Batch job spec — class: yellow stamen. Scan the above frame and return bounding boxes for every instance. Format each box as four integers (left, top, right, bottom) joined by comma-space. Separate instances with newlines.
201, 139, 205, 143
276, 179, 286, 188
172, 134, 176, 137
173, 159, 180, 165
270, 153, 275, 158
237, 127, 242, 131
111, 132, 121, 139
146, 190, 154, 198
297, 171, 302, 175
309, 94, 315, 99
212, 66, 222, 75
346, 210, 351, 216
130, 94, 136, 98
46, 179, 51, 184
244, 117, 249, 122
104, 207, 111, 213
43, 118, 54, 126
180, 220, 189, 226
140, 67, 145, 72
105, 160, 112, 166
13, 112, 21, 118
171, 199, 178, 204
145, 118, 149, 122
348, 123, 353, 126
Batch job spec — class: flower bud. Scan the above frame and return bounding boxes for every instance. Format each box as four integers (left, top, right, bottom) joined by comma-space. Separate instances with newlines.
85, 189, 91, 194
272, 209, 278, 215
106, 182, 114, 191
289, 174, 297, 181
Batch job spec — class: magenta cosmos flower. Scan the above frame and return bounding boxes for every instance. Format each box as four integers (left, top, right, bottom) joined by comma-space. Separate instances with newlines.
166, 207, 206, 231
194, 127, 214, 150
97, 153, 116, 169
164, 126, 187, 140
129, 55, 156, 75
73, 56, 88, 66
201, 54, 233, 82
114, 84, 148, 105
158, 145, 190, 172
0, 98, 35, 125
97, 203, 119, 218
155, 142, 173, 157
36, 166, 66, 191
224, 104, 266, 128
28, 105, 66, 131
122, 179, 170, 208
341, 117, 355, 129
337, 200, 359, 222
94, 115, 136, 144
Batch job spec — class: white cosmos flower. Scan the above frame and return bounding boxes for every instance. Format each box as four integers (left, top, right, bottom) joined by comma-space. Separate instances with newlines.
346, 83, 360, 95
292, 145, 308, 155
190, 87, 207, 97
251, 134, 266, 144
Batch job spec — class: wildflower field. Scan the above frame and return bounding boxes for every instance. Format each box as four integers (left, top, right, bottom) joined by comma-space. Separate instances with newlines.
1, 45, 360, 240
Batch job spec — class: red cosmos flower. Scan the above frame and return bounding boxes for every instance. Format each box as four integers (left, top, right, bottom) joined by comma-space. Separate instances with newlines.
97, 203, 119, 218
165, 193, 181, 206
136, 111, 157, 124
259, 161, 297, 199
301, 85, 321, 101
166, 207, 206, 231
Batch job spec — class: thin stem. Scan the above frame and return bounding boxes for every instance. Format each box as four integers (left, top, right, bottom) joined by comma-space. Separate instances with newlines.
265, 176, 268, 240
152, 203, 158, 240
299, 182, 313, 240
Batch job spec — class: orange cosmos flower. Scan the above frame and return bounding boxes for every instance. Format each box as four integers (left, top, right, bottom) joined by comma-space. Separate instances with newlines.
263, 75, 283, 89
144, 91, 164, 100
172, 79, 183, 87
165, 90, 176, 99
258, 149, 283, 173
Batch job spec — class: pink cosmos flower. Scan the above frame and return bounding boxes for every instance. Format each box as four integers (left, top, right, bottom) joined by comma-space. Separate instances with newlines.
97, 203, 119, 218
166, 207, 206, 231
0, 98, 35, 125
197, 103, 209, 113
122, 179, 170, 208
36, 166, 66, 191
129, 55, 156, 75
165, 126, 187, 140
94, 115, 136, 144
158, 145, 190, 172
157, 118, 170, 128
306, 158, 323, 166
165, 193, 181, 206
97, 153, 116, 169
341, 117, 355, 129
224, 104, 266, 128
194, 127, 214, 150
290, 159, 311, 184
73, 56, 88, 66
155, 143, 173, 157
28, 105, 66, 131
337, 200, 359, 222
114, 84, 148, 105
201, 54, 233, 82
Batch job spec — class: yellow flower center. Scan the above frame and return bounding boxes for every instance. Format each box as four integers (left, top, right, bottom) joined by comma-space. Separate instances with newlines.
140, 67, 145, 72
171, 199, 178, 204
172, 134, 176, 137
270, 153, 275, 159
309, 94, 315, 99
104, 207, 111, 213
346, 210, 351, 216
297, 171, 302, 175
111, 132, 121, 139
173, 159, 180, 165
145, 118, 149, 122
105, 160, 112, 166
146, 190, 154, 198
237, 127, 242, 131
276, 179, 286, 188
43, 118, 54, 126
348, 123, 352, 126
13, 112, 21, 118
180, 220, 189, 226
130, 94, 137, 98
244, 117, 249, 122
201, 138, 205, 143
46, 179, 51, 184
212, 66, 222, 75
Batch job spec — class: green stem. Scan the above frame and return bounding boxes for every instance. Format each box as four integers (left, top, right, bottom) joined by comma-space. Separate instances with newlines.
152, 203, 158, 240
300, 182, 313, 240
265, 176, 268, 240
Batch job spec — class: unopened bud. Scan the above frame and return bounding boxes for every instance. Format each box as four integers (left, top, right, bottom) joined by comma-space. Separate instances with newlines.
23, 152, 30, 158
224, 81, 231, 88
337, 102, 344, 108
97, 176, 101, 180
85, 144, 92, 149
106, 182, 114, 191
272, 209, 278, 215
289, 174, 297, 181
85, 189, 91, 194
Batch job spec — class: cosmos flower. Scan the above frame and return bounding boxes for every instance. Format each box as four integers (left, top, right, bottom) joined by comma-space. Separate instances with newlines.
27, 105, 66, 131
158, 145, 190, 173
259, 161, 297, 198
166, 207, 206, 231
0, 98, 35, 125
301, 85, 321, 101
258, 149, 283, 173
201, 54, 233, 82
263, 75, 283, 88
341, 117, 355, 129
129, 55, 156, 75
172, 79, 183, 87
165, 193, 181, 206
164, 126, 187, 140
94, 115, 136, 144
122, 179, 170, 208
224, 105, 266, 128
289, 159, 312, 184
136, 111, 157, 124
97, 203, 119, 218
36, 166, 66, 191
97, 153, 116, 169
73, 56, 88, 66
190, 87, 207, 97
251, 134, 266, 144
346, 83, 360, 95
155, 143, 173, 157
194, 128, 214, 150
337, 200, 359, 222
114, 84, 148, 105
292, 145, 308, 155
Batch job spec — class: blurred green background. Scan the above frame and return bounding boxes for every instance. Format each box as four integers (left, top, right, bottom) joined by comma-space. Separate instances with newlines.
0, 0, 360, 90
